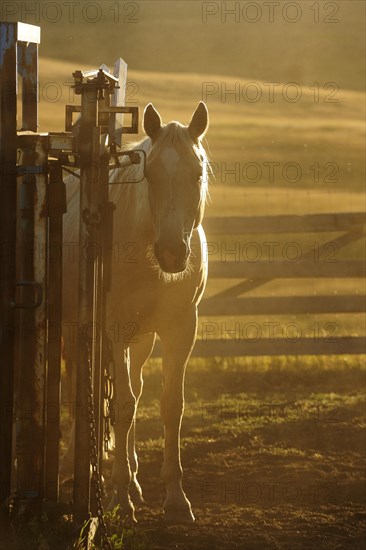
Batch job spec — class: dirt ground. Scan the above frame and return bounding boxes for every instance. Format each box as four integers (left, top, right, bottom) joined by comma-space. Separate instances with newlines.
1, 355, 365, 550
100, 356, 366, 550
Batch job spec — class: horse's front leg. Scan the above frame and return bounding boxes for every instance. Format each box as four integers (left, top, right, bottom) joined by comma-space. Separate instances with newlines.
109, 346, 137, 522
159, 308, 197, 524
128, 333, 156, 504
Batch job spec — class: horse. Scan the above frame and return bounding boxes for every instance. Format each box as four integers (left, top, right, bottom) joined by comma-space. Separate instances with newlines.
62, 101, 210, 524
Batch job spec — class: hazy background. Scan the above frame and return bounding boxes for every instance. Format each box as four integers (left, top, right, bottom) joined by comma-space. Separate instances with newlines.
35, 0, 365, 91
8, 0, 359, 196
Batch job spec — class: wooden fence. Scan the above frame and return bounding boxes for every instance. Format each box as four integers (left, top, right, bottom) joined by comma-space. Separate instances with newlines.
154, 211, 365, 357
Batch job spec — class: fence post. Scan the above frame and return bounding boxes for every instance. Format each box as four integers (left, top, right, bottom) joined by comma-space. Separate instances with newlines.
44, 161, 66, 504
15, 133, 48, 515
73, 73, 101, 524
0, 21, 18, 520
0, 21, 41, 520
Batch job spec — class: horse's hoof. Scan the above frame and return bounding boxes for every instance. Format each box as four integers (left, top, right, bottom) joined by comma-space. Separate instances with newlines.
163, 505, 195, 525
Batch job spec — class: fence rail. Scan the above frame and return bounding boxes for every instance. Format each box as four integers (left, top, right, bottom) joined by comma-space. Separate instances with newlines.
208, 260, 365, 279
153, 336, 366, 357
154, 211, 365, 357
203, 212, 365, 234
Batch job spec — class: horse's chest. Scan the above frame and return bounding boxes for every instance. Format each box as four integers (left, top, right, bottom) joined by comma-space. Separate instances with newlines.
107, 270, 160, 333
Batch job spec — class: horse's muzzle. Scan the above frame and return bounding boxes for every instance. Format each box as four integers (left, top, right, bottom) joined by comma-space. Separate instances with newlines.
154, 240, 188, 273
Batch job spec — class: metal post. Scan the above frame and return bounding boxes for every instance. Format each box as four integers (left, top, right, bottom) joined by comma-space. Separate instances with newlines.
10, 24, 45, 517
73, 77, 101, 524
19, 39, 38, 130
0, 21, 41, 521
110, 58, 127, 146
90, 149, 109, 516
0, 21, 18, 518
16, 133, 47, 515
44, 161, 66, 503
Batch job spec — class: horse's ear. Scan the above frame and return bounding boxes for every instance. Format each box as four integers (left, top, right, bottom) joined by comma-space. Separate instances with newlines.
143, 103, 162, 139
188, 102, 209, 142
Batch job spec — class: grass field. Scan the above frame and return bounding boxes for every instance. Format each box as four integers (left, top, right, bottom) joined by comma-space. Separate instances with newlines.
103, 354, 366, 550
5, 356, 365, 549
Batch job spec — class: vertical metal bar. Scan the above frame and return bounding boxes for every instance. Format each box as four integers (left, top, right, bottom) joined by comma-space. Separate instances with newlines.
15, 32, 44, 514
90, 150, 109, 517
73, 82, 100, 524
20, 41, 38, 131
92, 94, 111, 491
110, 58, 127, 146
16, 110, 37, 511
99, 62, 128, 475
33, 135, 48, 499
96, 59, 127, 484
16, 134, 47, 513
44, 161, 65, 503
0, 21, 17, 517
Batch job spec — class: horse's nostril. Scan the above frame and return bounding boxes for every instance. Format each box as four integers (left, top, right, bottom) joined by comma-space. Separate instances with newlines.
154, 241, 187, 261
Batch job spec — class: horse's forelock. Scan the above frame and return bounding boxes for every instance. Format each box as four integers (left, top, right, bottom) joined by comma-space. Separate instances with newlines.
149, 122, 209, 204
118, 121, 210, 208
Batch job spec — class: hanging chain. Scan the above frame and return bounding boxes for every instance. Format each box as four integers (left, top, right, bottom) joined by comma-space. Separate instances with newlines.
86, 342, 112, 550
103, 336, 116, 453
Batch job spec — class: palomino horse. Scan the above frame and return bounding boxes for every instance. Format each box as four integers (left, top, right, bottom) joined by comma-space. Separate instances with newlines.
62, 102, 209, 524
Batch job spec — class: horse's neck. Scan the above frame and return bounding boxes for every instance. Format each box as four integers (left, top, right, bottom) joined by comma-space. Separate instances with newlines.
114, 177, 154, 244
112, 137, 154, 243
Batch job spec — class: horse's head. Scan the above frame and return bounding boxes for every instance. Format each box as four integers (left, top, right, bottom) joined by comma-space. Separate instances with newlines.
143, 102, 209, 274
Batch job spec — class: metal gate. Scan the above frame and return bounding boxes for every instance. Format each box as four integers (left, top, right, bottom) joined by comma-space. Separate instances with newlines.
0, 21, 141, 542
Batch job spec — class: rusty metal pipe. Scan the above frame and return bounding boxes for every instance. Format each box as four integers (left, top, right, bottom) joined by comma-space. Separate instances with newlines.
73, 80, 100, 524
